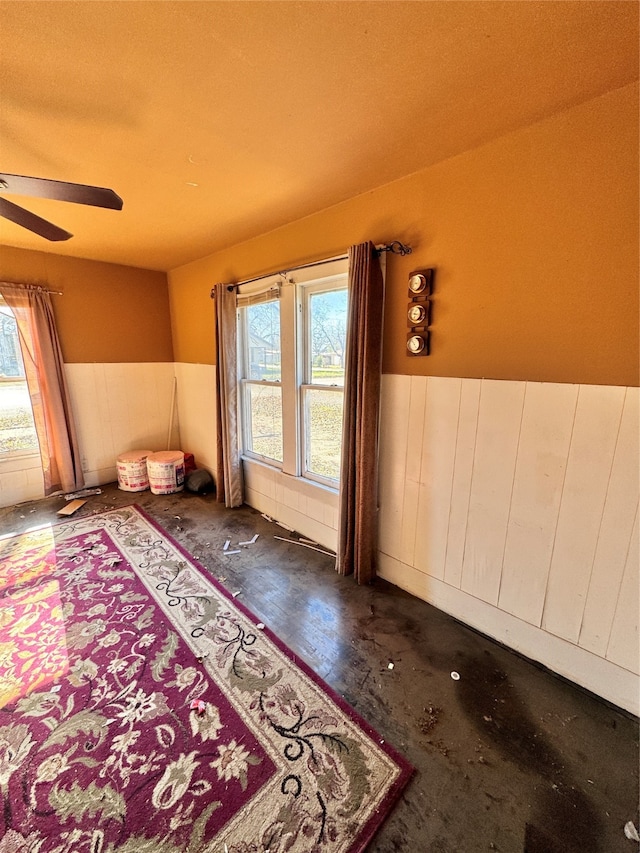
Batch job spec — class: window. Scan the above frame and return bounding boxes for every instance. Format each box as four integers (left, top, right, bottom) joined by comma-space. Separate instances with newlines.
302, 284, 347, 482
241, 297, 283, 463
0, 297, 38, 456
238, 258, 348, 488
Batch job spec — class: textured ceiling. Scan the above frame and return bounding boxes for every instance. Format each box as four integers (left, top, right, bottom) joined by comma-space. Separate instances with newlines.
0, 1, 637, 271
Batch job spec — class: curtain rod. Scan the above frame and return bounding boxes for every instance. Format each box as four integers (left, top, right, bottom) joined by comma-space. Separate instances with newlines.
0, 282, 63, 295
209, 241, 412, 298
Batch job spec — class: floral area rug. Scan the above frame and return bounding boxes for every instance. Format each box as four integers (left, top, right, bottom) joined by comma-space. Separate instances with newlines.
0, 506, 412, 852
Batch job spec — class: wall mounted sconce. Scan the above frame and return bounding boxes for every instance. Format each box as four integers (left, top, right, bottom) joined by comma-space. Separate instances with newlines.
406, 268, 434, 356
407, 333, 427, 354
408, 272, 432, 295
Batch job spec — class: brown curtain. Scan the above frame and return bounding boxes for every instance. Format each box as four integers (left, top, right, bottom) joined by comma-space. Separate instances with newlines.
214, 282, 243, 507
0, 282, 84, 495
336, 242, 384, 584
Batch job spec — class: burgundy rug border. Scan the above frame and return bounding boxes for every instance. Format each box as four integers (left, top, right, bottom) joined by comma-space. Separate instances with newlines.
53, 503, 415, 852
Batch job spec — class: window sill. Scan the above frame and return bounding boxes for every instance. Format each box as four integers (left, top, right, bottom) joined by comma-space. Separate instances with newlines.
241, 456, 339, 497
0, 452, 41, 472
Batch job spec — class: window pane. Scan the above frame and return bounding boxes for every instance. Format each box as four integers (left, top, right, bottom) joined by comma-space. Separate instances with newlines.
246, 301, 281, 381
0, 307, 38, 454
305, 388, 343, 480
246, 383, 283, 462
309, 289, 347, 386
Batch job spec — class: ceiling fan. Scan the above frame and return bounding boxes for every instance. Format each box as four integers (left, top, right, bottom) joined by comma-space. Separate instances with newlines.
0, 173, 123, 242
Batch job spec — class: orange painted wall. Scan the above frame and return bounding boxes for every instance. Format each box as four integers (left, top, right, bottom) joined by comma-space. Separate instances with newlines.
169, 83, 639, 387
0, 247, 173, 363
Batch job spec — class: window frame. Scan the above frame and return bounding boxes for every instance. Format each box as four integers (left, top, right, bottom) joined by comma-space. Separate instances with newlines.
237, 258, 348, 491
238, 291, 284, 469
0, 297, 39, 461
299, 276, 348, 488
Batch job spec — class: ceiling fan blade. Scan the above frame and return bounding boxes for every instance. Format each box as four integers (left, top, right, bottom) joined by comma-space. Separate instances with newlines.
0, 173, 123, 210
0, 197, 72, 241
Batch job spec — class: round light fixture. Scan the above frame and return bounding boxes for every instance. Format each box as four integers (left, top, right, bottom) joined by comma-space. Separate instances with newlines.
407, 334, 425, 354
408, 304, 427, 324
409, 274, 428, 294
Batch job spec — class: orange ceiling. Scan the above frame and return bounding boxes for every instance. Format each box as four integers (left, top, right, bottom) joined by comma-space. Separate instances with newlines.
0, 1, 637, 272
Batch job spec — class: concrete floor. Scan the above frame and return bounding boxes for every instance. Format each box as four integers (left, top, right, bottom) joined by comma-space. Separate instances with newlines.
1, 483, 638, 852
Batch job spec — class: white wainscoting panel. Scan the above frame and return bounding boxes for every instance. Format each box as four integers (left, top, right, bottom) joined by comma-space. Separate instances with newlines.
377, 375, 639, 714
579, 388, 640, 656
0, 453, 44, 508
174, 363, 217, 475
243, 458, 338, 551
541, 384, 626, 643
605, 509, 639, 675
414, 376, 460, 582
461, 380, 525, 605
443, 378, 480, 589
65, 362, 179, 486
378, 374, 412, 560
398, 376, 427, 567
498, 382, 578, 626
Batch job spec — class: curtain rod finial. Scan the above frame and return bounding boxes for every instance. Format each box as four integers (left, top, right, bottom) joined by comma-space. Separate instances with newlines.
377, 241, 412, 257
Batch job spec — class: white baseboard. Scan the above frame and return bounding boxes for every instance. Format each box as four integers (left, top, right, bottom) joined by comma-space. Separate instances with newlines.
378, 550, 640, 716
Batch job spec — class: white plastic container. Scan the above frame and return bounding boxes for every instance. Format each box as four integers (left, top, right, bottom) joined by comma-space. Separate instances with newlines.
147, 451, 185, 495
117, 450, 153, 492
